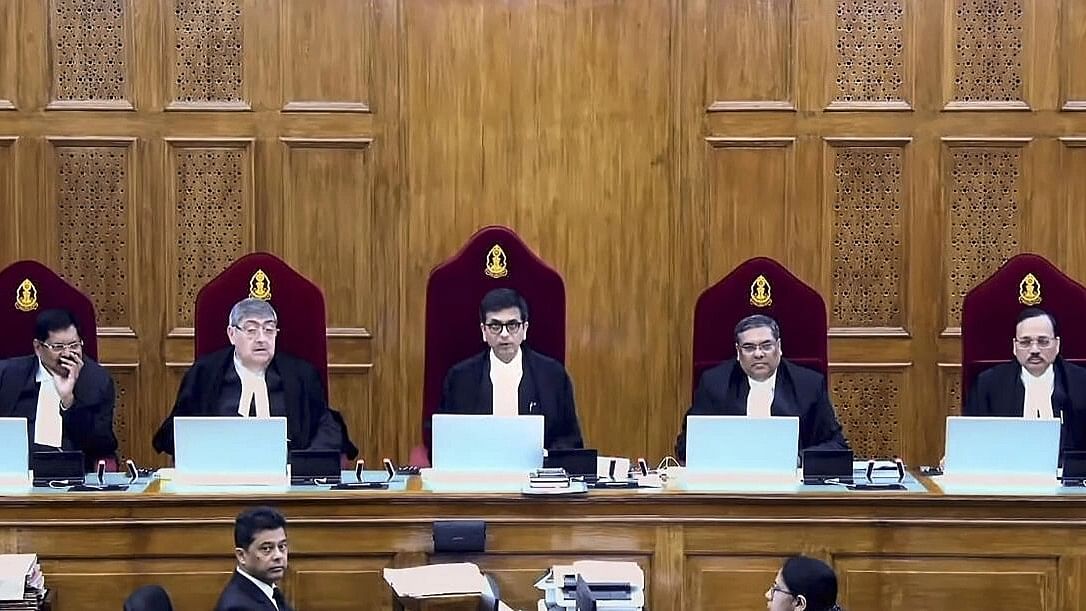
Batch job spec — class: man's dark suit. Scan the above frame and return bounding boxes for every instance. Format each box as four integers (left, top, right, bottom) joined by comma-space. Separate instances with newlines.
674, 358, 849, 460
965, 357, 1086, 451
0, 354, 118, 465
213, 570, 293, 611
434, 347, 584, 450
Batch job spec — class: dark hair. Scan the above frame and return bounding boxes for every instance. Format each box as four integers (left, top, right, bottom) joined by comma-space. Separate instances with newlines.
234, 506, 287, 549
781, 555, 841, 611
1017, 307, 1058, 337
734, 314, 780, 343
479, 288, 529, 323
34, 309, 81, 342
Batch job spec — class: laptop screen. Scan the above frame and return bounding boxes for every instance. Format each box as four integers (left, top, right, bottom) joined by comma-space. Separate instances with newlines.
431, 414, 544, 471
0, 418, 28, 476
685, 415, 799, 474
174, 417, 287, 477
945, 416, 1059, 476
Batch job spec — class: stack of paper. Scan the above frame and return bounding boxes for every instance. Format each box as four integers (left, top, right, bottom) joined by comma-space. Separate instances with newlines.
384, 562, 487, 597
0, 555, 48, 610
534, 560, 644, 610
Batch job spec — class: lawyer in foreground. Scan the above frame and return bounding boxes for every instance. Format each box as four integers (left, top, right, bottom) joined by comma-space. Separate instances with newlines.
215, 506, 293, 611
436, 288, 584, 450
675, 314, 848, 460
0, 308, 117, 465
152, 298, 355, 456
965, 307, 1086, 450
767, 555, 843, 611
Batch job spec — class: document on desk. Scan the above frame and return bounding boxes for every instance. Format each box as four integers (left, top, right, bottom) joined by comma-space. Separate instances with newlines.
0, 554, 36, 600
383, 562, 485, 597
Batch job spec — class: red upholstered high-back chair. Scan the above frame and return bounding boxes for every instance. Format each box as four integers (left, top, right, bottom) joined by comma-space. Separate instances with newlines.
0, 260, 99, 360
961, 253, 1086, 405
693, 257, 828, 396
194, 252, 328, 393
418, 226, 566, 460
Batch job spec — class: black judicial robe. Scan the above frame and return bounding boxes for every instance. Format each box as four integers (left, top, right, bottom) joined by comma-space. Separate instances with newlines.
213, 571, 293, 611
0, 354, 118, 464
434, 347, 584, 450
152, 347, 357, 458
964, 358, 1086, 452
674, 358, 849, 460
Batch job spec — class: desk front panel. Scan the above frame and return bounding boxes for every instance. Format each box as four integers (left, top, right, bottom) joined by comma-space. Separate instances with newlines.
4, 485, 1085, 610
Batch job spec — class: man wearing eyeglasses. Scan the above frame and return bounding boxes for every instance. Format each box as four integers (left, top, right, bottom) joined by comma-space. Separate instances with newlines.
152, 298, 353, 457
674, 314, 848, 460
434, 288, 584, 450
0, 309, 117, 465
964, 307, 1086, 450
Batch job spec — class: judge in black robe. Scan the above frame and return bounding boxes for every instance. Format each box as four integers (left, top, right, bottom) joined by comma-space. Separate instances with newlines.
152, 347, 356, 457
431, 287, 583, 451
965, 357, 1086, 452
0, 354, 118, 464
435, 346, 584, 450
0, 308, 117, 467
674, 357, 849, 460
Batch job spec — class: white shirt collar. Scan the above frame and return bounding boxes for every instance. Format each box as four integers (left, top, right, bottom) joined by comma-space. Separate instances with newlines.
233, 354, 266, 380
35, 360, 51, 384
236, 566, 279, 609
1020, 364, 1055, 387
747, 370, 777, 389
489, 348, 523, 373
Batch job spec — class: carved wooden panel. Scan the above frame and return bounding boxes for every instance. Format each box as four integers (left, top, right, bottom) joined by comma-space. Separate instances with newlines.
0, 138, 13, 265
940, 364, 963, 418
685, 555, 790, 611
830, 370, 903, 459
48, 0, 131, 107
1060, 138, 1086, 280
0, 0, 15, 109
107, 366, 136, 462
280, 139, 375, 327
827, 141, 907, 331
837, 555, 1057, 611
948, 0, 1027, 107
1061, 0, 1086, 109
49, 140, 135, 328
831, 0, 908, 108
281, 0, 374, 112
167, 140, 253, 329
168, 0, 245, 108
943, 142, 1024, 329
705, 0, 794, 110
705, 139, 795, 282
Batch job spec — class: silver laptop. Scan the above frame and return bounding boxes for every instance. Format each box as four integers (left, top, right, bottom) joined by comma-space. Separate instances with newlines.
431, 414, 544, 472
685, 415, 800, 476
944, 416, 1060, 478
173, 417, 288, 486
0, 418, 29, 486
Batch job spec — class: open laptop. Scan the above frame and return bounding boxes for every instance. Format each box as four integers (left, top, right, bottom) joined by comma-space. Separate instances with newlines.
173, 417, 288, 486
685, 415, 800, 479
431, 414, 544, 472
0, 418, 30, 487
944, 416, 1060, 485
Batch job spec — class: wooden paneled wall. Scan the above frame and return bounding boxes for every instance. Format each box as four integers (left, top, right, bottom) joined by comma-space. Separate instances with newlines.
2, 0, 1086, 467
